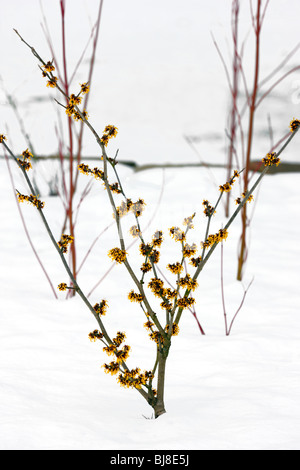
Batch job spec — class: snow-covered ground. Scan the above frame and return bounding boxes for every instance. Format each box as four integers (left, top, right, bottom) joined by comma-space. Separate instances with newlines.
1, 0, 300, 450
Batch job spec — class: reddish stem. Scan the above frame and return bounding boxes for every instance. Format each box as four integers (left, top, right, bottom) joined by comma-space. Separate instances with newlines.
237, 0, 261, 281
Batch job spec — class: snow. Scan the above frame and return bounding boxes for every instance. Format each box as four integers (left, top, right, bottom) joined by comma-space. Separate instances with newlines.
1, 0, 300, 451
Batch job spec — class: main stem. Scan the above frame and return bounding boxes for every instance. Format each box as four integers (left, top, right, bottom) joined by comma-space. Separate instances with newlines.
153, 340, 171, 418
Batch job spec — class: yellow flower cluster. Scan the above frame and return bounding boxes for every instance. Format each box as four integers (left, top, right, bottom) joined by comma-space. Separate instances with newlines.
148, 278, 177, 310
202, 199, 215, 217
169, 226, 186, 242
69, 93, 82, 106
128, 290, 144, 303
57, 282, 68, 291
100, 329, 155, 391
176, 273, 198, 291
152, 231, 163, 247
290, 118, 300, 132
160, 299, 172, 311
102, 331, 130, 368
112, 331, 126, 347
182, 243, 197, 258
201, 228, 228, 249
57, 233, 74, 253
17, 193, 44, 210
100, 125, 118, 147
46, 76, 58, 88
131, 199, 146, 217
0, 134, 7, 143
219, 170, 240, 193
17, 148, 32, 171
189, 256, 202, 267
62, 82, 90, 120
88, 329, 104, 341
65, 102, 89, 121
108, 182, 122, 194
262, 152, 280, 167
93, 299, 108, 316
41, 61, 57, 87
167, 262, 183, 274
117, 368, 154, 390
103, 361, 120, 375
43, 60, 55, 73
108, 247, 127, 264
148, 278, 165, 297
103, 344, 131, 364
78, 163, 121, 194
139, 242, 160, 264
116, 199, 133, 217
149, 330, 164, 345
78, 163, 104, 180
183, 215, 195, 229
235, 192, 254, 205
80, 82, 90, 94
116, 198, 146, 218
129, 225, 140, 238
140, 262, 151, 273
177, 296, 196, 308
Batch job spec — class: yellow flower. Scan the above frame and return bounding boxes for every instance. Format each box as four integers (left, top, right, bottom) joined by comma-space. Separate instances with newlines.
202, 199, 215, 217
183, 215, 195, 229
152, 230, 163, 247
80, 82, 90, 94
182, 243, 197, 258
112, 332, 126, 347
58, 283, 68, 291
262, 152, 280, 167
108, 247, 127, 263
93, 300, 108, 316
219, 182, 232, 193
46, 76, 58, 88
102, 361, 120, 376
131, 199, 146, 217
128, 290, 144, 302
235, 192, 254, 205
290, 118, 300, 132
103, 125, 118, 138
103, 344, 117, 356
177, 297, 195, 308
167, 262, 183, 274
189, 256, 202, 267
69, 93, 82, 105
201, 228, 228, 248
58, 234, 74, 253
43, 61, 55, 72
88, 330, 103, 341
17, 148, 32, 171
100, 134, 109, 147
114, 344, 131, 363
17, 193, 44, 210
129, 225, 140, 238
140, 262, 152, 273
177, 274, 198, 291
169, 226, 185, 242
148, 278, 164, 297
65, 104, 75, 116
